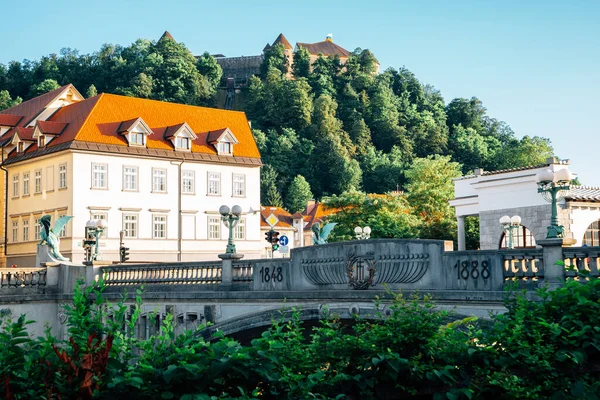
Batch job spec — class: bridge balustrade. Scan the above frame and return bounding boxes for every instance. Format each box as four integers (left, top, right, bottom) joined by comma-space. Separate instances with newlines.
501, 249, 544, 289
0, 268, 47, 288
101, 262, 222, 288
563, 246, 600, 279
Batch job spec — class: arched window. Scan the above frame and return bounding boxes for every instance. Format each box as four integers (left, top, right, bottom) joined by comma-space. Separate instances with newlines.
583, 220, 600, 246
499, 225, 536, 249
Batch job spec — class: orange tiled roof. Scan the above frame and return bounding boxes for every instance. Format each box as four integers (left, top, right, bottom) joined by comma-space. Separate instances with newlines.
302, 201, 339, 231
0, 84, 76, 127
15, 127, 35, 141
272, 33, 293, 50
296, 40, 350, 58
26, 92, 260, 159
260, 206, 294, 228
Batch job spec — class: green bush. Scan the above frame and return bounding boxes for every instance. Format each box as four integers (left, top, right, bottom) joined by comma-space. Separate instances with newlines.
2, 278, 600, 399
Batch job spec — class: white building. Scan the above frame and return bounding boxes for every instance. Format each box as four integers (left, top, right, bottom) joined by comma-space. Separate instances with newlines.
0, 84, 264, 266
450, 157, 600, 250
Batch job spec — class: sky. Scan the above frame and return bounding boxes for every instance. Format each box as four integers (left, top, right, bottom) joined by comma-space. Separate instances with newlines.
1, 0, 598, 185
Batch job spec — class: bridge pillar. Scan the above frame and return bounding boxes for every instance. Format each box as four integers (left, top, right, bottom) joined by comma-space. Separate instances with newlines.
218, 253, 243, 287
538, 238, 574, 289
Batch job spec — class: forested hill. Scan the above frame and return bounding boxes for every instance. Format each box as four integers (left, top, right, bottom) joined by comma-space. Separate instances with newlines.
0, 35, 553, 214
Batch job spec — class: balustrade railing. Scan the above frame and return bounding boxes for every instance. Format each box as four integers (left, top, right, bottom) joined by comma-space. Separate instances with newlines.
563, 247, 600, 279
102, 263, 222, 286
501, 249, 544, 289
0, 268, 47, 288
232, 261, 254, 282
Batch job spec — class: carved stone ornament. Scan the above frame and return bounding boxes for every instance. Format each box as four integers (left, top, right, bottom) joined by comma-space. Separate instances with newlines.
346, 253, 376, 290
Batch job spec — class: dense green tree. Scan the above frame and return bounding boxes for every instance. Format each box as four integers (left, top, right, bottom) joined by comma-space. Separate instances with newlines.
85, 84, 98, 98
495, 135, 554, 169
261, 165, 283, 207
360, 145, 406, 193
445, 97, 486, 133
29, 78, 60, 97
404, 155, 462, 240
324, 190, 421, 241
196, 51, 223, 89
0, 90, 22, 111
285, 175, 313, 213
260, 43, 288, 78
292, 46, 310, 79
308, 95, 361, 197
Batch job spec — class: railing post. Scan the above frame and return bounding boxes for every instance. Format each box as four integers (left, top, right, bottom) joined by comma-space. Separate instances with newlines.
538, 238, 574, 289
218, 253, 243, 288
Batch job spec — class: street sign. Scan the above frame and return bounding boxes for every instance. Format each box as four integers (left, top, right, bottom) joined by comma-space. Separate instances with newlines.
279, 245, 289, 253
279, 235, 289, 246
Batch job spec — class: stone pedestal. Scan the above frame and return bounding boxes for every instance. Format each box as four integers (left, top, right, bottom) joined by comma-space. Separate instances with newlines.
218, 253, 244, 287
538, 238, 574, 290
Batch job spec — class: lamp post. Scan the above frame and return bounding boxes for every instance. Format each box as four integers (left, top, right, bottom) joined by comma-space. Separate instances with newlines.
219, 205, 242, 254
354, 226, 371, 240
499, 215, 521, 249
536, 168, 572, 239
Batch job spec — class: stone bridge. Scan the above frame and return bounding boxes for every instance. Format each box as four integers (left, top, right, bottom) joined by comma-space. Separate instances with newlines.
1, 238, 598, 340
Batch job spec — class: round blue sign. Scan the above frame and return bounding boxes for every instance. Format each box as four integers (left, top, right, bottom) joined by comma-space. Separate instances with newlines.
279, 235, 289, 246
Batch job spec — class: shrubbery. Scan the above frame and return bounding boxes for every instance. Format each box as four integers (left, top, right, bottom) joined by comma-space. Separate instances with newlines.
2, 278, 600, 399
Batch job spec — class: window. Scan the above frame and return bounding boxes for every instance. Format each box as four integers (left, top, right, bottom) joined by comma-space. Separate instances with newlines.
123, 214, 138, 238
234, 218, 245, 240
233, 174, 245, 197
153, 215, 167, 239
11, 220, 18, 243
130, 132, 144, 146
58, 164, 67, 189
584, 220, 600, 246
152, 168, 167, 193
39, 135, 45, 147
34, 170, 42, 193
208, 216, 221, 240
123, 166, 138, 191
92, 164, 107, 189
57, 214, 67, 237
12, 175, 19, 197
17, 142, 23, 153
218, 141, 232, 154
500, 225, 536, 249
175, 137, 190, 150
92, 213, 108, 222
182, 170, 195, 194
22, 219, 29, 242
23, 172, 30, 195
34, 217, 41, 240
207, 172, 220, 195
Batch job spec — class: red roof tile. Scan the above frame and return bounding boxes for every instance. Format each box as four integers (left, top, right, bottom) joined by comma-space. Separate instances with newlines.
37, 120, 68, 135
0, 114, 23, 127
272, 33, 293, 50
15, 127, 35, 141
296, 40, 350, 58
261, 206, 294, 228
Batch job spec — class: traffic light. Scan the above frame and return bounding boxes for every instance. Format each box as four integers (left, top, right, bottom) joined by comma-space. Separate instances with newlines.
264, 230, 273, 243
271, 231, 280, 251
119, 246, 130, 263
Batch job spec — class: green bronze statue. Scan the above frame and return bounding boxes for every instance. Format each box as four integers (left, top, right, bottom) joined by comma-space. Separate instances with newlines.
39, 215, 73, 261
312, 222, 337, 245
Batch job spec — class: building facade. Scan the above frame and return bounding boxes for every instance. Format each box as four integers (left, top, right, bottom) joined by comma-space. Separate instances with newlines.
450, 158, 600, 250
0, 85, 263, 266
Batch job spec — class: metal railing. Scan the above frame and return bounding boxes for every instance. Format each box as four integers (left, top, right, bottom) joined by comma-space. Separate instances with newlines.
102, 263, 222, 286
0, 268, 47, 288
502, 249, 544, 289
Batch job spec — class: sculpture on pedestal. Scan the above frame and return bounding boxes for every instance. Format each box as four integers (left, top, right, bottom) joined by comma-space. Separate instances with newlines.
312, 222, 337, 245
39, 215, 73, 261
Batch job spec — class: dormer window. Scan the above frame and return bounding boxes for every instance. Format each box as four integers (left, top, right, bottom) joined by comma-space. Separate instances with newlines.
218, 142, 232, 154
38, 135, 46, 147
207, 127, 239, 156
129, 132, 145, 146
18, 142, 24, 153
117, 117, 153, 147
164, 122, 196, 152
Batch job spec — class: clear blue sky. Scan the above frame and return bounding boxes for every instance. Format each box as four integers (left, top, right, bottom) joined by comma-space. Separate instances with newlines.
1, 0, 598, 185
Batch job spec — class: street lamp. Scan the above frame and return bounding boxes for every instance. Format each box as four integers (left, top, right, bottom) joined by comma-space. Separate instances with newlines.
536, 168, 572, 239
83, 218, 108, 262
499, 215, 521, 249
219, 205, 242, 254
354, 226, 371, 240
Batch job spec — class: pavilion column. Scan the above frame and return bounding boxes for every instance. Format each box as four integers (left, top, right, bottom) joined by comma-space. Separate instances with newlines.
457, 216, 466, 251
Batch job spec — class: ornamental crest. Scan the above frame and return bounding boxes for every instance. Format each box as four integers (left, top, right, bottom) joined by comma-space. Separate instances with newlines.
346, 253, 376, 290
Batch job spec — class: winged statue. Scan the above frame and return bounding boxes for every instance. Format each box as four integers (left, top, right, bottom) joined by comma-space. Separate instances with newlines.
39, 215, 73, 261
312, 222, 337, 245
